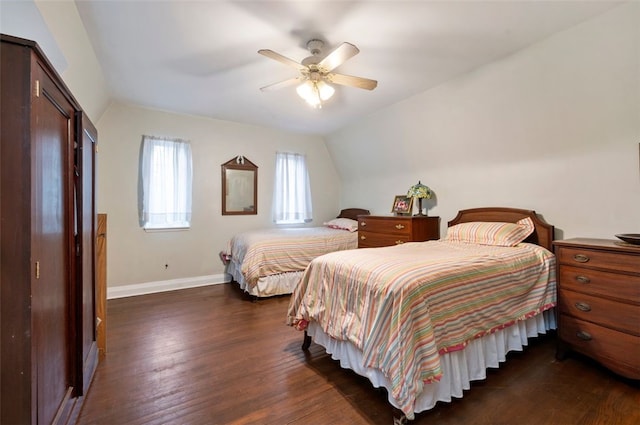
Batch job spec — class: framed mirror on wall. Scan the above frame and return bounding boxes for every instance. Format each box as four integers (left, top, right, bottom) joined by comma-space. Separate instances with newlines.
221, 156, 257, 215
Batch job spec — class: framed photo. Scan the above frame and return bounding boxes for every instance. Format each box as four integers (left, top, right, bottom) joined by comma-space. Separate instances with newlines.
391, 195, 413, 215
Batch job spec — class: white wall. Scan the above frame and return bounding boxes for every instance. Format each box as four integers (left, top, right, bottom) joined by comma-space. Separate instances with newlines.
97, 102, 340, 288
0, 0, 110, 123
326, 2, 640, 240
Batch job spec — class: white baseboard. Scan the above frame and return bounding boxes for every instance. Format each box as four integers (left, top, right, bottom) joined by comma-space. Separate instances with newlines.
107, 273, 231, 299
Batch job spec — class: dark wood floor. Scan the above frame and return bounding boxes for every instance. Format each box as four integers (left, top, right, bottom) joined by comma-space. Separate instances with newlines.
77, 283, 639, 425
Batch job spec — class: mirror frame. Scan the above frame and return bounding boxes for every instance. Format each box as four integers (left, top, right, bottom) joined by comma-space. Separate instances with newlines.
221, 156, 258, 215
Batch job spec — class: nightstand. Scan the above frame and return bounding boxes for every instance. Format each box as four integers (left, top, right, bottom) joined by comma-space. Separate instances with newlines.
553, 238, 640, 379
356, 215, 440, 248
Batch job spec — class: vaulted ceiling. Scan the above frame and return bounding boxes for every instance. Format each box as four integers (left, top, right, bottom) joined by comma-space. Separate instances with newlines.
75, 1, 621, 135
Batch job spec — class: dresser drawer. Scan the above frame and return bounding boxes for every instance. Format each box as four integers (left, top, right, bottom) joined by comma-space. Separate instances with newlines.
556, 246, 640, 274
558, 265, 640, 304
559, 314, 640, 379
357, 216, 440, 248
358, 232, 411, 248
358, 217, 412, 236
558, 289, 639, 335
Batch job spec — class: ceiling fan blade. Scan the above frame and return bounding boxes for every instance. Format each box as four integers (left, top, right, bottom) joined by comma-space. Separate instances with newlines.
317, 42, 359, 72
260, 77, 302, 92
328, 73, 378, 90
258, 49, 307, 71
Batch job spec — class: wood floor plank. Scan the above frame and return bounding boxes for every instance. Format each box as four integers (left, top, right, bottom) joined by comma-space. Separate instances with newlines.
77, 284, 639, 425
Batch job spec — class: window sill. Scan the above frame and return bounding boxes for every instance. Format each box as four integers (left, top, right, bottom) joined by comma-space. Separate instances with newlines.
143, 226, 190, 233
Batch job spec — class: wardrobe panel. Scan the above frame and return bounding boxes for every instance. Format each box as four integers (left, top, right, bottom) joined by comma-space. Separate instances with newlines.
77, 112, 98, 393
32, 60, 76, 425
1, 33, 97, 425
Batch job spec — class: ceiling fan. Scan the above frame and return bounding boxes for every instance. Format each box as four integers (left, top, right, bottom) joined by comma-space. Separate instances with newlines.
258, 39, 378, 108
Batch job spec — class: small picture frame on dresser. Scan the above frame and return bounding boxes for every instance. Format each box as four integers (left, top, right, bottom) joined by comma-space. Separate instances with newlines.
391, 195, 413, 216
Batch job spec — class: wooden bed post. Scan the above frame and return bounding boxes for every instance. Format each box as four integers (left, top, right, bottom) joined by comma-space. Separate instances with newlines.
302, 331, 312, 350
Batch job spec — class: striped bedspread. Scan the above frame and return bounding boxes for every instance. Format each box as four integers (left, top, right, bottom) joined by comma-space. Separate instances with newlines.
228, 227, 358, 288
286, 240, 556, 418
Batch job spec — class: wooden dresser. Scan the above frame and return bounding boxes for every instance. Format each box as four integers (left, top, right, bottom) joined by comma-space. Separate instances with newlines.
357, 215, 440, 248
553, 238, 640, 379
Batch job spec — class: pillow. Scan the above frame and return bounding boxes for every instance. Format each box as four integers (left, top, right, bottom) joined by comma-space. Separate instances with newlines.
324, 218, 359, 232
444, 217, 535, 247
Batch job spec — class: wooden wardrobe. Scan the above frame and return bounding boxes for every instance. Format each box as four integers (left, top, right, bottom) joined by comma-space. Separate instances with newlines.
1, 34, 98, 425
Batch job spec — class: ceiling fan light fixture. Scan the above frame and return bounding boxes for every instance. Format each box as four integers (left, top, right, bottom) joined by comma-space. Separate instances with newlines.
296, 80, 335, 108
259, 39, 376, 108
316, 80, 335, 100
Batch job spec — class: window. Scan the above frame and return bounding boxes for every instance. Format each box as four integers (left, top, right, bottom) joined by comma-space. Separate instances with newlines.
139, 135, 192, 229
272, 152, 312, 224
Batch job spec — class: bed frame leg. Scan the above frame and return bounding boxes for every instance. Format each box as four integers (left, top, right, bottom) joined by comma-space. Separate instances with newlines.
556, 339, 569, 360
392, 407, 408, 424
301, 331, 312, 351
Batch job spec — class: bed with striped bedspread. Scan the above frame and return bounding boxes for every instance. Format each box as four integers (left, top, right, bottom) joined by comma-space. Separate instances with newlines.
228, 226, 358, 289
287, 239, 556, 418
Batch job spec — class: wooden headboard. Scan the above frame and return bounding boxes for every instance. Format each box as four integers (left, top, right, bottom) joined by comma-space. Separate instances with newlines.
337, 208, 371, 221
447, 207, 554, 251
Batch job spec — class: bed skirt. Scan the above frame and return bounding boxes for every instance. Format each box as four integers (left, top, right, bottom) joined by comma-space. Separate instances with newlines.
228, 260, 303, 297
306, 308, 556, 418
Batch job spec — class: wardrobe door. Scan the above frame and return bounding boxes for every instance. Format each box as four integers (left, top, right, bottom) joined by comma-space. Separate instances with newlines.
0, 37, 33, 425
77, 112, 98, 393
32, 58, 76, 425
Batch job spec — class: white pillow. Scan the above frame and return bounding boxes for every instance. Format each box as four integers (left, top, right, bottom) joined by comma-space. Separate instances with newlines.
323, 218, 359, 232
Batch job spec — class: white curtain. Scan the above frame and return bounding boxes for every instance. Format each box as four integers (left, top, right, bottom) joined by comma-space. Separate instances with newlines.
272, 152, 313, 224
140, 135, 192, 229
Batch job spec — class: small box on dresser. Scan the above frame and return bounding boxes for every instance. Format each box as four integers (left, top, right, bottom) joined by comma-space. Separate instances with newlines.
356, 215, 440, 248
553, 238, 640, 379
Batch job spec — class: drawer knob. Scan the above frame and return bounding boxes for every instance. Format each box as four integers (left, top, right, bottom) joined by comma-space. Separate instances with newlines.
573, 254, 589, 263
574, 302, 591, 312
395, 224, 405, 230
576, 330, 592, 341
360, 235, 366, 240
360, 222, 366, 227
395, 240, 405, 245
575, 275, 591, 284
